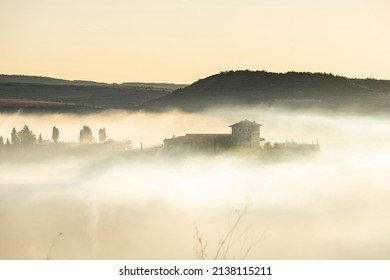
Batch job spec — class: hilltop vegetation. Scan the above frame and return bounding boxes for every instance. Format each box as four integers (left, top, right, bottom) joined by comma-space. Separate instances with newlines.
143, 70, 390, 114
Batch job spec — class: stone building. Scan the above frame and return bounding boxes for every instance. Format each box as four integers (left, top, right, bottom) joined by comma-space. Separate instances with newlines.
163, 120, 262, 151
230, 120, 261, 148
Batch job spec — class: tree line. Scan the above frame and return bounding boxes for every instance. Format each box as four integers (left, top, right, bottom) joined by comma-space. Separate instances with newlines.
0, 125, 107, 147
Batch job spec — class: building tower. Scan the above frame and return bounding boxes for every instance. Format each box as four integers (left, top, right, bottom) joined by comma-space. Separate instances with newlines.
230, 120, 261, 148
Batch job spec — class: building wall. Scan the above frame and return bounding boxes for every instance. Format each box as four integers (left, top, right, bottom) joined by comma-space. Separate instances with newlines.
164, 121, 261, 151
231, 126, 260, 148
164, 134, 232, 152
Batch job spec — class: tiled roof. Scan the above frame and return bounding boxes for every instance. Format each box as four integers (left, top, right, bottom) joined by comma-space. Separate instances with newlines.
230, 119, 261, 127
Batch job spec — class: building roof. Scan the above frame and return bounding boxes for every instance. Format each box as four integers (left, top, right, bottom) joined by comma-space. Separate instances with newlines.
229, 119, 261, 128
164, 134, 231, 142
182, 134, 231, 141
185, 134, 231, 138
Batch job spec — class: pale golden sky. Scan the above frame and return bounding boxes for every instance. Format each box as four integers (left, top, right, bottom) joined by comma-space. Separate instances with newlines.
1, 0, 389, 83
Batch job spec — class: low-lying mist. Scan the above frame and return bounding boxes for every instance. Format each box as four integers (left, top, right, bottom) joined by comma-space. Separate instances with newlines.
1, 106, 390, 259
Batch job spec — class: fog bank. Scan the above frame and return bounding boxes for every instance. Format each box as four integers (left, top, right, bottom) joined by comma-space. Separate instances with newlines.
1, 107, 390, 259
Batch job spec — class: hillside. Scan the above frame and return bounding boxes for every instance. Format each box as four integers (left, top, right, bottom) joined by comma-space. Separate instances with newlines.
0, 75, 186, 113
2, 72, 390, 114
0, 99, 99, 114
0, 75, 106, 86
143, 70, 390, 113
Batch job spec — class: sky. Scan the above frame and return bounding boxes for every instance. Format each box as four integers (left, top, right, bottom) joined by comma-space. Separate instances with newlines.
1, 0, 389, 84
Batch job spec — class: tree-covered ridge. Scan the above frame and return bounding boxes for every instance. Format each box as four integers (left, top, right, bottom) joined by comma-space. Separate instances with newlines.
143, 70, 390, 112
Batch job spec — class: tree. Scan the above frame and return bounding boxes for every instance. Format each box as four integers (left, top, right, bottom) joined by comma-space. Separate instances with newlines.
11, 127, 19, 145
0, 136, 3, 146
17, 125, 36, 146
6, 138, 10, 145
38, 133, 43, 144
52, 126, 59, 143
79, 126, 93, 143
99, 128, 106, 142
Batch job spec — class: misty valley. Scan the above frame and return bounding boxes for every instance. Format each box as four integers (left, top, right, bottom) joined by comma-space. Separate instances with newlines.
1, 106, 390, 259
2, 0, 390, 269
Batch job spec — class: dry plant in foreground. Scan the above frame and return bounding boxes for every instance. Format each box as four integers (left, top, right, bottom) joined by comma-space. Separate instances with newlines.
194, 204, 266, 260
45, 232, 63, 260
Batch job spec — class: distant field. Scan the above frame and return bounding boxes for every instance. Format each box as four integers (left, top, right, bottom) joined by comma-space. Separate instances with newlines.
0, 99, 70, 107
0, 98, 101, 113
0, 75, 188, 113
0, 82, 170, 113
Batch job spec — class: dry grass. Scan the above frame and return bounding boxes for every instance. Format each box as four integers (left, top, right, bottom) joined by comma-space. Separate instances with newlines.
45, 232, 63, 260
194, 204, 266, 260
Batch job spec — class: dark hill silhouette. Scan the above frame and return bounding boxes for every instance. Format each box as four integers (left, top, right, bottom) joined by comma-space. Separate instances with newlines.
0, 75, 186, 113
0, 74, 187, 90
0, 74, 106, 86
1, 71, 390, 114
0, 82, 167, 112
142, 70, 390, 113
122, 82, 187, 91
